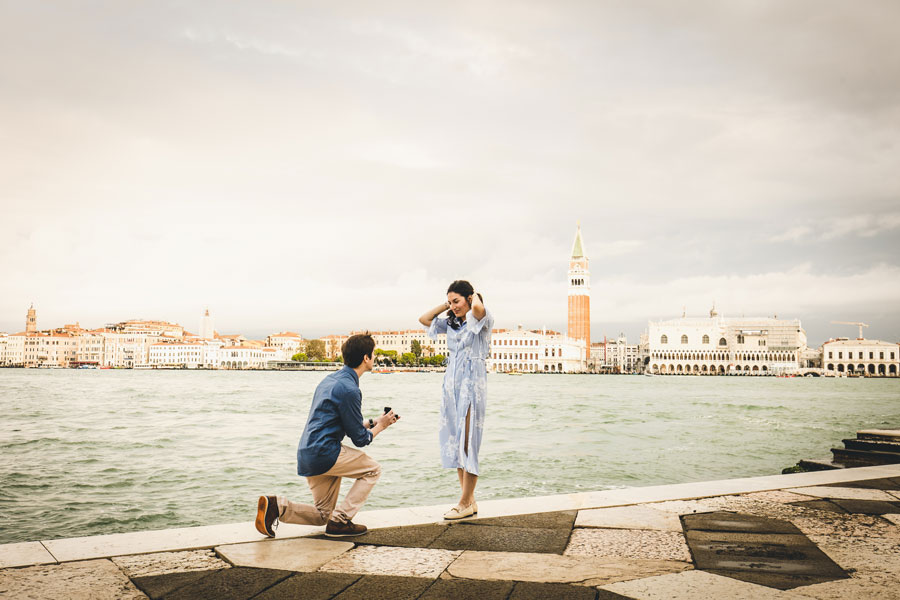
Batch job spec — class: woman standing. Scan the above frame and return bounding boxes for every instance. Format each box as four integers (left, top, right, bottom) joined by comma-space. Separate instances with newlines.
419, 280, 493, 519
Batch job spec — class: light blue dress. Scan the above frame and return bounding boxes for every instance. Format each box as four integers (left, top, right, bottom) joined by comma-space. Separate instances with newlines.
427, 308, 493, 475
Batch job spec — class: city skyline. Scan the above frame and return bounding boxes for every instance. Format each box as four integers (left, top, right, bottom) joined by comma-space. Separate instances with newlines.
2, 2, 899, 346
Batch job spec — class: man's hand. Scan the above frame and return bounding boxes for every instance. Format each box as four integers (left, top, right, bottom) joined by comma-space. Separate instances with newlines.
378, 409, 400, 429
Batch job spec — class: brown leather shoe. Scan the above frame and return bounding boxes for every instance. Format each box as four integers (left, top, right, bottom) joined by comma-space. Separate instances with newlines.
324, 519, 367, 537
255, 495, 279, 538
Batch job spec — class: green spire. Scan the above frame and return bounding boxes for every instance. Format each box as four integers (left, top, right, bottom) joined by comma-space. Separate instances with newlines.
571, 224, 585, 258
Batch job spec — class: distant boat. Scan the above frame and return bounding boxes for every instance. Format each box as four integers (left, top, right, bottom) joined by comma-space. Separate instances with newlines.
507, 371, 523, 376
644, 372, 655, 377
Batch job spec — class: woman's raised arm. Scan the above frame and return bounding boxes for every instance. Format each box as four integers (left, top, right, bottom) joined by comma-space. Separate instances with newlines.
469, 292, 486, 321
419, 301, 451, 326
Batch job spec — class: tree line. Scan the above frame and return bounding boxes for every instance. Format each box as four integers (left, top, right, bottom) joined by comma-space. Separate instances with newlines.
291, 338, 445, 367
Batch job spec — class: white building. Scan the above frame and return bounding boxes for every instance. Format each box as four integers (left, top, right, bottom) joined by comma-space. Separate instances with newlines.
4, 333, 25, 366
0, 333, 8, 366
369, 329, 449, 358
822, 338, 898, 377
219, 345, 281, 369
591, 335, 641, 373
489, 326, 587, 373
76, 331, 105, 365
648, 308, 807, 375
149, 341, 205, 368
266, 332, 304, 355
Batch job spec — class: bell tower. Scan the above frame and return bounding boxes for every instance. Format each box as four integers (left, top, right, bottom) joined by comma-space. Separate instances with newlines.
26, 304, 37, 333
567, 225, 591, 353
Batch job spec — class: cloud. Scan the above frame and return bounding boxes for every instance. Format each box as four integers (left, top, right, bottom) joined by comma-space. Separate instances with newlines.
768, 213, 900, 243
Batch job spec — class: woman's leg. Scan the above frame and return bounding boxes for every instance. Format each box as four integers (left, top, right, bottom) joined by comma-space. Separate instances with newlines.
458, 407, 478, 507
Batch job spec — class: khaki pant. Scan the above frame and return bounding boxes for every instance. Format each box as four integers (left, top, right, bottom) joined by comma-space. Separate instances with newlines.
278, 445, 381, 525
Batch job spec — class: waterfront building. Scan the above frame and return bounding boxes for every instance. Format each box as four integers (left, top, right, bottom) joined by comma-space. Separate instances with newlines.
0, 333, 8, 365
364, 329, 449, 358
99, 332, 154, 368
109, 319, 185, 338
591, 335, 641, 373
218, 345, 281, 369
648, 307, 807, 375
148, 341, 205, 368
216, 334, 248, 347
22, 332, 79, 368
822, 338, 898, 377
567, 225, 591, 358
266, 331, 304, 354
4, 333, 26, 366
199, 308, 215, 340
488, 327, 586, 373
75, 331, 106, 366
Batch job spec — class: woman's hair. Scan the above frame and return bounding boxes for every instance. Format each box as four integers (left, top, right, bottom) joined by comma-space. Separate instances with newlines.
446, 280, 483, 328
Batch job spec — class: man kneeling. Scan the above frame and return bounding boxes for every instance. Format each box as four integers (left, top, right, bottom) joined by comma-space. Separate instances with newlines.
255, 333, 399, 537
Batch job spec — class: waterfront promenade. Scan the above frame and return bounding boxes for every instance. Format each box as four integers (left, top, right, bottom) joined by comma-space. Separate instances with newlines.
2, 464, 899, 599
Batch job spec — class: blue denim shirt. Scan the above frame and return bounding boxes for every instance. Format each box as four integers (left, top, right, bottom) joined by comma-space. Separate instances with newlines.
297, 366, 372, 476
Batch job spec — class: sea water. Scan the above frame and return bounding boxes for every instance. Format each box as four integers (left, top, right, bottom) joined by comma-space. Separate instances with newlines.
1, 369, 897, 544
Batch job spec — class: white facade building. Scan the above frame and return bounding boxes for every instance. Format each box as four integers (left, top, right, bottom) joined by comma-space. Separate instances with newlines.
822, 338, 898, 376
489, 327, 587, 373
219, 345, 281, 369
266, 332, 304, 354
369, 329, 449, 357
149, 342, 205, 368
648, 309, 807, 375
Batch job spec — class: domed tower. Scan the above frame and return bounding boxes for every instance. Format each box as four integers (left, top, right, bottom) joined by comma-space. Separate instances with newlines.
567, 224, 591, 351
26, 304, 37, 333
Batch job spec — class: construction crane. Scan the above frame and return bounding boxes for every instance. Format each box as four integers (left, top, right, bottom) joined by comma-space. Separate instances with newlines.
831, 321, 869, 339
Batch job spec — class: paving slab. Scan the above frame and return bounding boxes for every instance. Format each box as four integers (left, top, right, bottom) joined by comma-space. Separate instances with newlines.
600, 569, 817, 599
0, 541, 56, 569
333, 574, 435, 600
790, 510, 900, 538
319, 545, 461, 578
429, 524, 572, 554
740, 491, 817, 503
463, 510, 578, 529
641, 499, 718, 515
112, 549, 228, 577
682, 511, 802, 534
39, 520, 315, 563
786, 486, 898, 501
565, 528, 691, 561
216, 537, 353, 572
447, 550, 691, 585
0, 558, 147, 600
832, 476, 900, 490
800, 577, 900, 600
510, 580, 625, 599
576, 505, 683, 531
310, 523, 448, 548
251, 572, 362, 600
131, 570, 217, 599
788, 499, 847, 514
418, 577, 515, 599
160, 566, 294, 600
883, 513, 900, 526
828, 498, 900, 515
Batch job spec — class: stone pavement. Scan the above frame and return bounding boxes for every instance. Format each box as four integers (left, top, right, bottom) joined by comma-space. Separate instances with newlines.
2, 466, 900, 599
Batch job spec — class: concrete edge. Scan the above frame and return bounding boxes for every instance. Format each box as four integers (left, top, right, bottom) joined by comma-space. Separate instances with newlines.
2, 464, 897, 567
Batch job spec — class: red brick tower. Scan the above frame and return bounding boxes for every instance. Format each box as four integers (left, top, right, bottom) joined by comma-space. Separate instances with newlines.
567, 225, 590, 353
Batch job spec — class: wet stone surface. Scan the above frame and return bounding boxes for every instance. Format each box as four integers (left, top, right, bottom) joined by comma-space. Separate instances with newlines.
681, 511, 848, 590
429, 524, 572, 554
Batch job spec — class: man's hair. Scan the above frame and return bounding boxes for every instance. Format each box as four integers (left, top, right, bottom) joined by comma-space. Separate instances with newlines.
342, 334, 375, 368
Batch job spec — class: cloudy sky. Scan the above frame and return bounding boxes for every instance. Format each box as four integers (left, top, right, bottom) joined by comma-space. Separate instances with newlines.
2, 1, 898, 346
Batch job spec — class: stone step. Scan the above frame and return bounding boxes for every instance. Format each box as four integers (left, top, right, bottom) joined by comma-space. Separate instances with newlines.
797, 458, 844, 471
857, 429, 900, 442
831, 447, 900, 467
843, 439, 900, 453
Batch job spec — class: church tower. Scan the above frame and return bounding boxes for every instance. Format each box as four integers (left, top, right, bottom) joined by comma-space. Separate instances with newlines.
199, 307, 215, 340
26, 304, 37, 333
567, 225, 591, 351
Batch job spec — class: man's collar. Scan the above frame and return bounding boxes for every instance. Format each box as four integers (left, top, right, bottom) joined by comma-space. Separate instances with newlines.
342, 365, 360, 384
